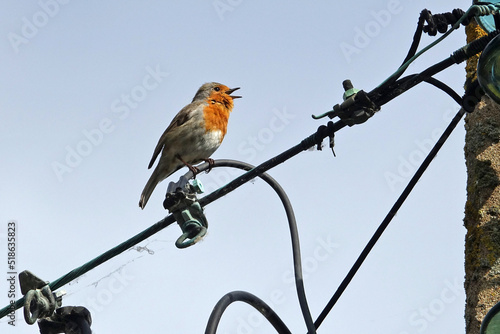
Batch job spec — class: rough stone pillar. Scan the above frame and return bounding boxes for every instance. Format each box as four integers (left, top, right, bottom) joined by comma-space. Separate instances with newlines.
464, 19, 500, 334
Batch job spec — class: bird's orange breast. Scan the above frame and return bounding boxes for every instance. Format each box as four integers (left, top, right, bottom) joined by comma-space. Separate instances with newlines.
202, 94, 234, 141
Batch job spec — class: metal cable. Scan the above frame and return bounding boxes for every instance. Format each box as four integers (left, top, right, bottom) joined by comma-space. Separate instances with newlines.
313, 107, 467, 329
0, 7, 492, 326
190, 160, 315, 334
205, 292, 291, 334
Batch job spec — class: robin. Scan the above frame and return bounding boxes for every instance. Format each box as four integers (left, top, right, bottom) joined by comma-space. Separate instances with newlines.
139, 82, 241, 209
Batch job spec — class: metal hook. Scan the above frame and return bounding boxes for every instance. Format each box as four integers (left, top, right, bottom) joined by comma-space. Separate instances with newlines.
19, 270, 64, 325
23, 286, 63, 325
164, 178, 209, 249
176, 225, 208, 249
173, 203, 208, 249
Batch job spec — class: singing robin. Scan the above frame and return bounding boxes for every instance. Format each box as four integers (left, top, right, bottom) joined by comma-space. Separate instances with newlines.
139, 82, 241, 209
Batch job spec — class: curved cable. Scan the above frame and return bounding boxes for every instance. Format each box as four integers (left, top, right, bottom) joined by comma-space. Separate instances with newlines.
371, 27, 498, 108
1, 7, 490, 321
375, 5, 472, 90
395, 74, 463, 105
205, 291, 291, 334
186, 159, 316, 334
0, 119, 344, 320
423, 77, 463, 105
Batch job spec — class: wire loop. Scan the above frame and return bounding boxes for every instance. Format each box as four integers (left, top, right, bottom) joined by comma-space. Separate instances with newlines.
23, 286, 56, 325
422, 8, 468, 36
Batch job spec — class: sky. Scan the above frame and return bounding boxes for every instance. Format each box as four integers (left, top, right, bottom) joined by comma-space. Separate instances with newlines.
0, 1, 480, 333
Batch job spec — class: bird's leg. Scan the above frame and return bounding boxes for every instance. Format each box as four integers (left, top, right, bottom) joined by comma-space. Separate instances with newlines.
176, 154, 200, 177
203, 158, 215, 173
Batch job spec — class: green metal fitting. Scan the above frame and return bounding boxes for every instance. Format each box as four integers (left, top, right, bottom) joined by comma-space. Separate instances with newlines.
342, 87, 360, 101
164, 177, 209, 248
19, 271, 64, 325
173, 202, 208, 249
191, 179, 205, 194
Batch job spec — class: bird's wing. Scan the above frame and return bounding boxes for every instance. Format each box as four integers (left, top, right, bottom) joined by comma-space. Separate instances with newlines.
147, 102, 203, 169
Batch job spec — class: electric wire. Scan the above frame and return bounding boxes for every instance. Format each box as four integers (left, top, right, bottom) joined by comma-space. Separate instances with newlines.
376, 6, 472, 90
0, 44, 481, 323
375, 4, 499, 92
369, 28, 500, 109
381, 9, 428, 88
0, 5, 493, 329
0, 214, 178, 319
187, 159, 315, 334
382, 8, 469, 90
313, 106, 467, 330
421, 9, 470, 36
205, 291, 291, 334
0, 120, 345, 320
392, 75, 463, 105
369, 56, 456, 109
423, 77, 463, 105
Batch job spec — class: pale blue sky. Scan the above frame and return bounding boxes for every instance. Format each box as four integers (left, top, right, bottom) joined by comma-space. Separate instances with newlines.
1, 1, 476, 333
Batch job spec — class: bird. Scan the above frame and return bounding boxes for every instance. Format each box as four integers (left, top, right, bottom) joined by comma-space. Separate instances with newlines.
139, 82, 241, 209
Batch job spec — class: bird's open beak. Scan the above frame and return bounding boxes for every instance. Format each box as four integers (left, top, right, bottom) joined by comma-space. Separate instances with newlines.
226, 87, 242, 99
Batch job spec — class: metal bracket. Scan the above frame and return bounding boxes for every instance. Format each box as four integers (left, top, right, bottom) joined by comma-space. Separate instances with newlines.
163, 176, 208, 249
312, 80, 380, 125
19, 271, 92, 333
19, 270, 65, 325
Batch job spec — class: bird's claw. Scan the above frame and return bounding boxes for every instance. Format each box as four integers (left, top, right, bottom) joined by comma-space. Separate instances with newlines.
203, 158, 215, 173
188, 164, 200, 178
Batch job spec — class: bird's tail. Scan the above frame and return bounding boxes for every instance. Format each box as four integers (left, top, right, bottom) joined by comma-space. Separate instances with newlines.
139, 169, 162, 209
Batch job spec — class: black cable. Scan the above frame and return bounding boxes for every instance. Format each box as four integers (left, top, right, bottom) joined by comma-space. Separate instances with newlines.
379, 8, 469, 90
494, 11, 500, 30
423, 77, 463, 105
403, 10, 426, 65
205, 291, 291, 334
422, 8, 468, 36
313, 107, 467, 330
3, 9, 491, 325
371, 55, 457, 107
462, 79, 484, 113
0, 121, 344, 320
197, 122, 346, 209
186, 159, 316, 334
370, 29, 499, 109
395, 74, 463, 105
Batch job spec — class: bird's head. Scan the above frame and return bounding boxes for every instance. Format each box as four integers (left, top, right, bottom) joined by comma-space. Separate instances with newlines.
192, 82, 241, 102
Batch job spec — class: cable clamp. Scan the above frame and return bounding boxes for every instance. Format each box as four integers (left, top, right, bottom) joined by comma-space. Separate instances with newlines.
312, 80, 379, 125
163, 176, 208, 249
19, 271, 65, 325
315, 122, 337, 157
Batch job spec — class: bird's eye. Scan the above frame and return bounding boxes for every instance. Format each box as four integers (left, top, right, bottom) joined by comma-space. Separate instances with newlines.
214, 87, 220, 92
